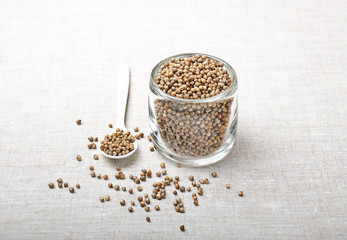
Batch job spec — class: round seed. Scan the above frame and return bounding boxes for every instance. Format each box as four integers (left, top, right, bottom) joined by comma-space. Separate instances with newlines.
161, 170, 166, 175
76, 184, 80, 189
130, 201, 135, 206
116, 166, 121, 171
180, 208, 184, 213
189, 176, 194, 181
128, 188, 133, 194
89, 165, 94, 170
187, 187, 191, 192
105, 195, 110, 201
114, 185, 120, 191
94, 137, 98, 142
97, 173, 101, 179
90, 172, 96, 177
180, 186, 185, 192
160, 163, 165, 168
147, 135, 152, 142
76, 119, 81, 125
140, 201, 146, 207
205, 179, 209, 184
145, 198, 150, 204
48, 182, 54, 189
139, 132, 144, 138
58, 183, 63, 188
146, 217, 150, 222
176, 163, 181, 168
173, 190, 177, 195
194, 200, 199, 206
109, 123, 113, 128
93, 154, 98, 160
180, 225, 185, 231
149, 146, 155, 151
88, 137, 93, 142
137, 186, 143, 191
238, 191, 243, 197
226, 184, 230, 189
156, 172, 161, 177
103, 175, 108, 180
76, 155, 82, 161
69, 187, 74, 193
155, 205, 160, 211
57, 178, 63, 183
122, 187, 126, 191
199, 179, 204, 184
120, 199, 125, 206
108, 182, 113, 188
128, 206, 133, 212
138, 196, 143, 202
134, 127, 139, 132
100, 197, 105, 202
64, 182, 68, 188
211, 171, 217, 177
145, 206, 150, 212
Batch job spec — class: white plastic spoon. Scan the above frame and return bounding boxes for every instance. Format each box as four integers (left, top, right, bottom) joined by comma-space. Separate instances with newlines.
99, 64, 138, 159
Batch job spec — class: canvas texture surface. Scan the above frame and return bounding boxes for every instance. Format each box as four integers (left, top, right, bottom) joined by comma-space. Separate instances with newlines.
0, 0, 346, 239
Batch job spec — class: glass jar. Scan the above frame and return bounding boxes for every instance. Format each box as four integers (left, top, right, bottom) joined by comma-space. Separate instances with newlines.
148, 53, 238, 166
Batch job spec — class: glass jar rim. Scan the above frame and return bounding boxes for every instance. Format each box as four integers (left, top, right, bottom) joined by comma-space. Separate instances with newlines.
150, 53, 238, 103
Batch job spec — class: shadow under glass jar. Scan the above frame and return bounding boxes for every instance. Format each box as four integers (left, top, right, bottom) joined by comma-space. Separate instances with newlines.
148, 53, 238, 166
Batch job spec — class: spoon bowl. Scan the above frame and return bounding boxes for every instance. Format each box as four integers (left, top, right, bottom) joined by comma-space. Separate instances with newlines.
99, 65, 137, 159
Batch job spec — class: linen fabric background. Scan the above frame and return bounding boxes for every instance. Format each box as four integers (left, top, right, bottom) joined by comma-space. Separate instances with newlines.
0, 0, 346, 239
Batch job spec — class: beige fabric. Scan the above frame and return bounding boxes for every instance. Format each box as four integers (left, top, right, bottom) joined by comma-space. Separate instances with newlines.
0, 0, 346, 239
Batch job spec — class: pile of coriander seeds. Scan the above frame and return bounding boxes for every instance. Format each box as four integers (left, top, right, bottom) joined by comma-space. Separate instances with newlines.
153, 55, 234, 157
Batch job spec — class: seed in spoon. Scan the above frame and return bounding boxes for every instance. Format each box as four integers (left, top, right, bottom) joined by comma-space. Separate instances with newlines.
100, 129, 135, 156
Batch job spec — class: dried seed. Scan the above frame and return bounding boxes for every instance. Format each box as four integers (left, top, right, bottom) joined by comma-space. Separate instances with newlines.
129, 174, 134, 180
160, 163, 166, 168
135, 178, 140, 184
76, 155, 82, 161
92, 143, 96, 149
211, 171, 217, 177
100, 197, 105, 202
88, 137, 93, 142
156, 172, 161, 177
173, 190, 177, 195
96, 173, 101, 179
161, 170, 167, 175
122, 187, 126, 191
194, 200, 199, 206
93, 154, 99, 160
189, 176, 194, 181
199, 179, 204, 184
147, 135, 152, 142
226, 184, 230, 189
120, 199, 125, 206
173, 200, 178, 206
76, 119, 81, 125
114, 185, 120, 190
155, 205, 160, 211
145, 206, 150, 212
76, 184, 80, 189
119, 173, 125, 179
130, 201, 135, 206
89, 165, 94, 170
94, 137, 98, 142
116, 166, 121, 171
128, 188, 133, 194
205, 179, 209, 184
90, 172, 96, 177
103, 174, 108, 180
58, 183, 63, 188
140, 201, 146, 207
134, 127, 139, 132
149, 146, 155, 151
146, 217, 150, 222
137, 186, 143, 192
147, 170, 152, 178
138, 196, 143, 202
48, 182, 54, 189
180, 208, 185, 213
238, 191, 243, 197
180, 186, 185, 192
139, 132, 144, 138
175, 176, 179, 181
105, 195, 110, 201
180, 225, 185, 231
57, 178, 63, 183
135, 134, 141, 140
176, 163, 181, 168
109, 123, 113, 128
187, 187, 191, 192
192, 182, 196, 187
69, 187, 74, 193
108, 182, 113, 188
145, 198, 150, 204
64, 182, 68, 188
128, 206, 133, 212
197, 190, 203, 195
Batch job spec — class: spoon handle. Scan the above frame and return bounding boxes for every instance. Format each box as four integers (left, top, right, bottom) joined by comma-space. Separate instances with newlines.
116, 64, 130, 128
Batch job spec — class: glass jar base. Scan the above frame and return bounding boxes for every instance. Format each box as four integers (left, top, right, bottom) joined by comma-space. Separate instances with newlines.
152, 127, 237, 167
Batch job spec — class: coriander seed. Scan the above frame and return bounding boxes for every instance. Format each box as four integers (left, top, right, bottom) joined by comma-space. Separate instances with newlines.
149, 146, 154, 151
173, 190, 177, 195
90, 172, 96, 177
155, 205, 160, 211
134, 127, 139, 132
180, 225, 185, 231
64, 182, 68, 188
89, 165, 94, 170
93, 154, 98, 160
128, 189, 133, 194
103, 174, 108, 180
105, 195, 110, 201
122, 187, 126, 191
194, 200, 199, 206
108, 123, 113, 128
58, 183, 63, 188
76, 119, 81, 125
76, 155, 82, 161
94, 137, 98, 142
120, 199, 125, 206
57, 178, 63, 183
176, 163, 181, 168
88, 137, 93, 142
189, 176, 194, 181
48, 182, 54, 189
160, 163, 165, 168
145, 206, 150, 212
146, 217, 150, 222
130, 201, 135, 206
226, 184, 230, 189
97, 173, 101, 179
238, 191, 243, 197
140, 201, 146, 207
211, 171, 217, 177
76, 184, 80, 189
114, 185, 120, 191
156, 172, 161, 177
100, 197, 105, 202
128, 206, 133, 212
147, 135, 152, 142
69, 187, 74, 193
137, 186, 143, 191
108, 182, 113, 188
